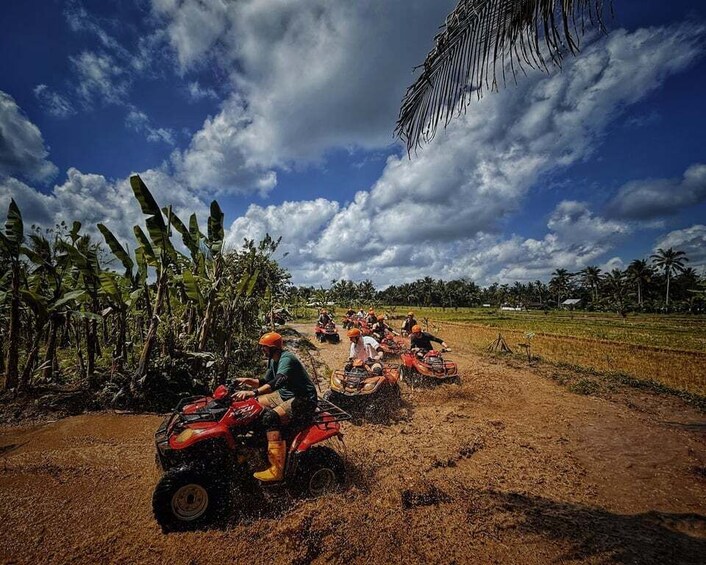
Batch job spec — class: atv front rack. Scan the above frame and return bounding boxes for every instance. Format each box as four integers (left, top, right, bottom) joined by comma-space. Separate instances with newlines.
314, 396, 352, 425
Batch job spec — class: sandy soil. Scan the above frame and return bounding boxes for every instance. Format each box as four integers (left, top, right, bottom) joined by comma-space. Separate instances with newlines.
1, 323, 705, 564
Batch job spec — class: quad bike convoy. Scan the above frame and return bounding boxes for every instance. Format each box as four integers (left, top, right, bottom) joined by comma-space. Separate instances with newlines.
315, 321, 340, 343
399, 348, 460, 385
153, 384, 350, 532
323, 359, 401, 420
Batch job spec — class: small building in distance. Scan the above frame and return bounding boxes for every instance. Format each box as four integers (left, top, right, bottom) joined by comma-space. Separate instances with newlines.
561, 298, 582, 310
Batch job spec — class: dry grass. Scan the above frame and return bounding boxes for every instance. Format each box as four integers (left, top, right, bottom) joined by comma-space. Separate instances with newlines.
439, 321, 706, 397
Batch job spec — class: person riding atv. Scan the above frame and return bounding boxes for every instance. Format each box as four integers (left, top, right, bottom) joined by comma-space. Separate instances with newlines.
401, 312, 418, 336
317, 309, 332, 327
409, 325, 449, 356
370, 315, 397, 342
347, 327, 383, 376
232, 332, 318, 483
365, 309, 378, 326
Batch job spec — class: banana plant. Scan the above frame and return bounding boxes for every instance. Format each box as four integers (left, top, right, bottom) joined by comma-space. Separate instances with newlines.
56, 229, 103, 380
197, 201, 225, 350
0, 199, 24, 390
129, 175, 180, 386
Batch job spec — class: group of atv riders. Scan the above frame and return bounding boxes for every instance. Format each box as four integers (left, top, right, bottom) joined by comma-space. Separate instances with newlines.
231, 309, 448, 485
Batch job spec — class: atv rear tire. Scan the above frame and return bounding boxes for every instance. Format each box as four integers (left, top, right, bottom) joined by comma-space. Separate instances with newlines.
290, 446, 345, 498
152, 465, 230, 533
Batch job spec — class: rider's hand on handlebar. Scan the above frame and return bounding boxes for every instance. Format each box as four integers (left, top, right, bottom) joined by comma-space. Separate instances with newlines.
233, 390, 256, 401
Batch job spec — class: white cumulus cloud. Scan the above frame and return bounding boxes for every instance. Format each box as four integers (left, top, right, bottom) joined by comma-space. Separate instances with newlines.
0, 91, 58, 182
607, 163, 706, 219
653, 224, 706, 267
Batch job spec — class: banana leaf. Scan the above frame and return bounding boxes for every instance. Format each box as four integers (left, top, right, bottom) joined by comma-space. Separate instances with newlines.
130, 175, 164, 225
189, 214, 203, 246
208, 201, 224, 254
53, 289, 87, 310
69, 221, 82, 243
4, 199, 24, 250
246, 269, 260, 297
163, 208, 198, 258
182, 270, 205, 308
133, 227, 158, 266
97, 223, 134, 275
99, 272, 120, 298
20, 289, 48, 319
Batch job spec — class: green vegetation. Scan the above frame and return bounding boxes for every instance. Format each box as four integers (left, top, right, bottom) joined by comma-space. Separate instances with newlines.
0, 177, 290, 410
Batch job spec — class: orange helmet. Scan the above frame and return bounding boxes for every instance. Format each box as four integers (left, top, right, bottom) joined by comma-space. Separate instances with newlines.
352, 359, 365, 368
407, 311, 414, 317
259, 332, 283, 349
347, 328, 361, 338
411, 325, 422, 334
378, 315, 385, 321
368, 309, 375, 314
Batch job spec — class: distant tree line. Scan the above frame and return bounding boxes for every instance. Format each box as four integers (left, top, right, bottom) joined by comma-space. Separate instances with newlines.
291, 251, 705, 315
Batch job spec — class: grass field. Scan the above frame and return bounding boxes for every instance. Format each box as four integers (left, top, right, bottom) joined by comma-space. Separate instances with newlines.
301, 307, 706, 397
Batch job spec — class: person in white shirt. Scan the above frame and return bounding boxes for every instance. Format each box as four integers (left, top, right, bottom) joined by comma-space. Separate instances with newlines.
346, 328, 383, 375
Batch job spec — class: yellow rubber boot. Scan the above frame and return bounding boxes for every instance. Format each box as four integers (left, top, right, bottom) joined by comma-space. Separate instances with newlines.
254, 440, 286, 482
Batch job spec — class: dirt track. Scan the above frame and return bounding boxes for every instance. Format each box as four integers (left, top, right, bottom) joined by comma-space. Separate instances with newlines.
1, 324, 705, 564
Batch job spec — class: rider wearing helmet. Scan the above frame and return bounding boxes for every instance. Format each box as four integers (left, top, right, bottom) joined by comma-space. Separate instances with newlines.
365, 308, 378, 326
370, 315, 395, 342
401, 312, 418, 336
317, 309, 332, 327
233, 332, 318, 482
409, 325, 448, 354
347, 327, 383, 375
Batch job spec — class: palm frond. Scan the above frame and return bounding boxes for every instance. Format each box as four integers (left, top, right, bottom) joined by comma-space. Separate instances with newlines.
396, 0, 613, 153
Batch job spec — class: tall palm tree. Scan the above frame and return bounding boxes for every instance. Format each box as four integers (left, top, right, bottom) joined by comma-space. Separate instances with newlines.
650, 248, 688, 307
579, 266, 602, 303
396, 0, 613, 152
626, 259, 652, 308
602, 268, 628, 316
549, 268, 573, 307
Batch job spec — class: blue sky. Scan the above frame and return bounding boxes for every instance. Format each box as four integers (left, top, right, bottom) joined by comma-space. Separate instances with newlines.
1, 0, 705, 287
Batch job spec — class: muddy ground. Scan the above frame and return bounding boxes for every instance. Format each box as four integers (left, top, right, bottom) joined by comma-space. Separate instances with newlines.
1, 323, 705, 564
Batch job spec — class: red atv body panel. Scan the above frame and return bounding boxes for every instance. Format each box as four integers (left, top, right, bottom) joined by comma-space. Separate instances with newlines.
291, 414, 341, 453
400, 350, 458, 379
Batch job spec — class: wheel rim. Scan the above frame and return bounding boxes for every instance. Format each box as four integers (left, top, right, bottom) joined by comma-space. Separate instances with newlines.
308, 467, 337, 497
171, 484, 209, 521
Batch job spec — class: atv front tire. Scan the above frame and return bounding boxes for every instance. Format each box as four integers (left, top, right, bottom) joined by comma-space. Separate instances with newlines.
290, 446, 345, 498
152, 465, 230, 533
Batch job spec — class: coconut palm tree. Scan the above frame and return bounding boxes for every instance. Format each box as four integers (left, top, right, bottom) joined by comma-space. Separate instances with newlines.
396, 0, 613, 152
549, 268, 573, 307
602, 268, 628, 316
650, 248, 688, 307
579, 266, 602, 303
626, 259, 652, 308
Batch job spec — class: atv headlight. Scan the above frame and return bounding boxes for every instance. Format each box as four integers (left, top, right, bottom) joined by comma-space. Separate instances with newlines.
331, 374, 343, 391
174, 429, 195, 443
174, 428, 208, 443
361, 381, 378, 393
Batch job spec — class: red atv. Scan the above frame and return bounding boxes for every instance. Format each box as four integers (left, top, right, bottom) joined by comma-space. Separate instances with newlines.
153, 385, 350, 532
323, 360, 401, 421
377, 331, 405, 357
399, 349, 460, 385
314, 321, 340, 343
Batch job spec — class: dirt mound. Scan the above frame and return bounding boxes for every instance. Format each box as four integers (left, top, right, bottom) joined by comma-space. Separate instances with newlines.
1, 324, 705, 564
